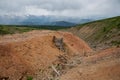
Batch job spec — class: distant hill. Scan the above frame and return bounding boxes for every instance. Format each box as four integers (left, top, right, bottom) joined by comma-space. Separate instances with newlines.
50, 21, 76, 27
0, 15, 93, 26
0, 25, 72, 35
66, 16, 120, 49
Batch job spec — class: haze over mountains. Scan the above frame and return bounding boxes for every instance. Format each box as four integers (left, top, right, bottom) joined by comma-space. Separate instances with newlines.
0, 0, 120, 26
0, 15, 93, 26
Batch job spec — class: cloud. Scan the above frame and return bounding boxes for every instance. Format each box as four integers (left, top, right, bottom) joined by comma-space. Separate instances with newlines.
0, 0, 120, 18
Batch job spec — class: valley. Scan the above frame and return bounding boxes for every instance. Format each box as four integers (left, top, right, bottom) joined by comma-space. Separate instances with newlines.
0, 16, 120, 80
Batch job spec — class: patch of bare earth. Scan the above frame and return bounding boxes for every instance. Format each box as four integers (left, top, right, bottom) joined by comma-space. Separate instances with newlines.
0, 30, 92, 80
0, 30, 120, 80
60, 47, 120, 80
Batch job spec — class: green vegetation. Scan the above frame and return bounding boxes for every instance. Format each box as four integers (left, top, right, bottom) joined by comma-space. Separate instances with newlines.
0, 25, 34, 35
103, 27, 107, 32
27, 76, 33, 80
66, 16, 120, 48
111, 41, 120, 46
0, 25, 71, 35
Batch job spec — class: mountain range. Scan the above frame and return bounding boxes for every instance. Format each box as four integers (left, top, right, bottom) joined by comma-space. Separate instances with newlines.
0, 15, 93, 26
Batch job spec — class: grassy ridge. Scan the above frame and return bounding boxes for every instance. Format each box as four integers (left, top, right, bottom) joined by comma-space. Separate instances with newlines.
0, 25, 71, 35
67, 16, 120, 48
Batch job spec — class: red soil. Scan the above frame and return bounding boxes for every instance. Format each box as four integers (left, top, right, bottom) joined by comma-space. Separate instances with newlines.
0, 30, 92, 80
60, 47, 120, 80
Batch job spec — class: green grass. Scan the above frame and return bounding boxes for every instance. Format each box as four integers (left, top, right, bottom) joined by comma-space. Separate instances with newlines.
66, 16, 120, 48
27, 76, 33, 80
76, 16, 120, 41
0, 25, 71, 35
111, 41, 120, 46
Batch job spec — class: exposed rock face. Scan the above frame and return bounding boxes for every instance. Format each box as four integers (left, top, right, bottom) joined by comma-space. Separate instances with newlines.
53, 36, 65, 51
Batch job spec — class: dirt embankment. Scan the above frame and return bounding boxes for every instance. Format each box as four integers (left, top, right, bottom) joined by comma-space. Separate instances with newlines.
0, 30, 120, 80
60, 47, 120, 80
66, 16, 120, 50
0, 30, 92, 80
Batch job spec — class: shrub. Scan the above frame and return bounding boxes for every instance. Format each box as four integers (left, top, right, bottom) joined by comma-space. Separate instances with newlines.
103, 27, 107, 32
27, 76, 33, 80
111, 41, 120, 46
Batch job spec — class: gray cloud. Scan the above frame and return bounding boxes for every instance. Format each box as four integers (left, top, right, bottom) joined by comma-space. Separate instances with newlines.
0, 0, 120, 18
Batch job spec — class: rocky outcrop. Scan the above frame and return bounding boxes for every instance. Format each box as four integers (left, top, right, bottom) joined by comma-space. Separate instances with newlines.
52, 36, 65, 51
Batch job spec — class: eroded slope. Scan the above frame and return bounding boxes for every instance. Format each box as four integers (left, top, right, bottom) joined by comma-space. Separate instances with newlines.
0, 30, 92, 80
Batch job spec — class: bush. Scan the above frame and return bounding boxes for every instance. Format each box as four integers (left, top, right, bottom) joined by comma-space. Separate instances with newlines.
117, 23, 120, 29
111, 41, 120, 46
103, 27, 107, 32
27, 76, 33, 80
0, 29, 12, 35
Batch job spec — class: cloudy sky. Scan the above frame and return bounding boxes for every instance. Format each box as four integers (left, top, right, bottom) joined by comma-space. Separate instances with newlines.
0, 0, 120, 18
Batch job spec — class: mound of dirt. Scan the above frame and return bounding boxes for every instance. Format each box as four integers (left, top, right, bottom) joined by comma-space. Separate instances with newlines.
0, 30, 92, 80
84, 47, 120, 63
60, 47, 120, 80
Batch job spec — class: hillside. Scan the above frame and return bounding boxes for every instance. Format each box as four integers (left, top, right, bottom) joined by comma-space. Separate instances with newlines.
0, 30, 119, 80
0, 16, 120, 80
0, 25, 71, 35
0, 30, 92, 80
50, 21, 76, 27
66, 16, 120, 50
